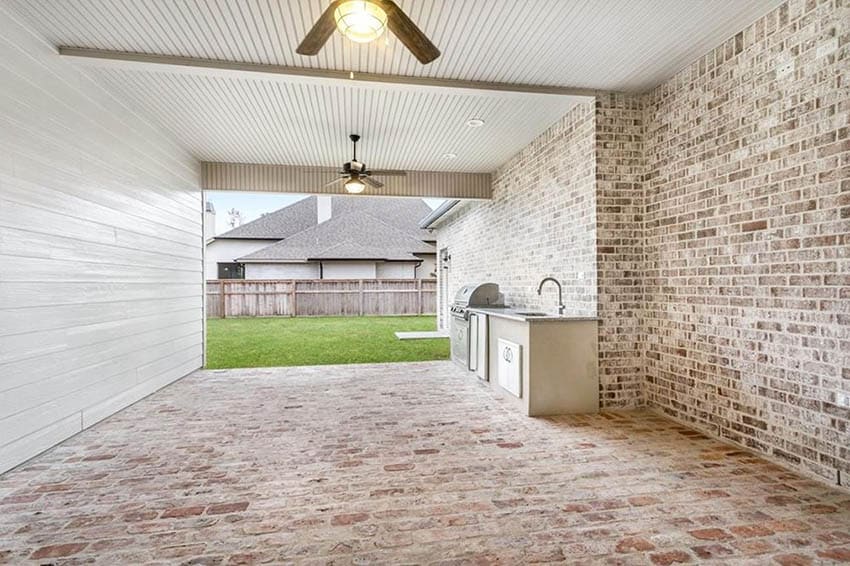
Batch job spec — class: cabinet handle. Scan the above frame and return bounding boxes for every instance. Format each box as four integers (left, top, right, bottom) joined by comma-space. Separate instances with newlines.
504, 348, 513, 362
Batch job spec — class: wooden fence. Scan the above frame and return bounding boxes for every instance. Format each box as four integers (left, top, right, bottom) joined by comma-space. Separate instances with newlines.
206, 279, 437, 318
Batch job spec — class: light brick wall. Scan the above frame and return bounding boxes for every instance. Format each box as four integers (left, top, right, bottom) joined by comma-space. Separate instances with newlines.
596, 93, 646, 408
643, 0, 849, 482
436, 0, 848, 483
437, 100, 597, 319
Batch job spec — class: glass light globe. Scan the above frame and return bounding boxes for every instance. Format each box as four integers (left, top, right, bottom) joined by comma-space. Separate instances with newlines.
344, 177, 367, 193
334, 1, 388, 44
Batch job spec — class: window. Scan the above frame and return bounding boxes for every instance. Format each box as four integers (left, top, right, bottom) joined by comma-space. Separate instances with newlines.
218, 262, 245, 279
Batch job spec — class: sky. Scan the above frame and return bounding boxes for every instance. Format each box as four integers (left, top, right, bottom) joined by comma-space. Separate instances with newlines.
206, 191, 444, 235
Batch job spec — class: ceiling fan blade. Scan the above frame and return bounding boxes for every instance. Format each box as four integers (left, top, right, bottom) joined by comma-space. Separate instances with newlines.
375, 0, 441, 64
363, 177, 384, 189
323, 177, 345, 188
296, 1, 343, 56
369, 170, 407, 176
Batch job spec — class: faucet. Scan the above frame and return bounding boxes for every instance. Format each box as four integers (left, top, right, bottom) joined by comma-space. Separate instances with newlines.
537, 277, 565, 315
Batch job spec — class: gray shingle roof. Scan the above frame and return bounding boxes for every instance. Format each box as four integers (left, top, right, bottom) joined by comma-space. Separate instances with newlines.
214, 197, 317, 239
237, 211, 435, 262
214, 195, 434, 241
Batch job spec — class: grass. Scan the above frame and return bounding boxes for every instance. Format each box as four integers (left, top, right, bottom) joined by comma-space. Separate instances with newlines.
205, 315, 449, 369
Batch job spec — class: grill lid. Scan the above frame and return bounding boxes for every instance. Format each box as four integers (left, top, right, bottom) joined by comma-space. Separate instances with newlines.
453, 283, 504, 308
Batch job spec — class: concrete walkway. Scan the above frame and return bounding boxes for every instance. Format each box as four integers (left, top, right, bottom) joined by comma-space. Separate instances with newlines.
1, 361, 848, 564
394, 330, 449, 340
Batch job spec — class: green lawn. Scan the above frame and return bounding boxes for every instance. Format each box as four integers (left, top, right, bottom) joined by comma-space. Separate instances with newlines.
206, 315, 449, 369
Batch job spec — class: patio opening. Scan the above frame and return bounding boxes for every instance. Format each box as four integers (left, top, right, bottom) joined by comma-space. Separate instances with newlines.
203, 191, 449, 369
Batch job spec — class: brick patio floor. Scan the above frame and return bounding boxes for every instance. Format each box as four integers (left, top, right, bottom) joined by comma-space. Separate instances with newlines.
1, 361, 849, 565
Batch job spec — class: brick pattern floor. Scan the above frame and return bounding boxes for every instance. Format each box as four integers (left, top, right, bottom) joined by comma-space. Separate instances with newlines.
1, 361, 849, 564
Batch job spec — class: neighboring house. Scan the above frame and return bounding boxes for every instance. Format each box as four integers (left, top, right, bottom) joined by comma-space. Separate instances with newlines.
205, 196, 437, 280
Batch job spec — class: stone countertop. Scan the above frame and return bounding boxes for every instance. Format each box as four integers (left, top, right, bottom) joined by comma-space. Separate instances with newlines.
467, 307, 600, 323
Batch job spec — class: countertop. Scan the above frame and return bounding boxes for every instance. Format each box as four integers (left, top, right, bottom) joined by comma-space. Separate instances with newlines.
467, 306, 600, 323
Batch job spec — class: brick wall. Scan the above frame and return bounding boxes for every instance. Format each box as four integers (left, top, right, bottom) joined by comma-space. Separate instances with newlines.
643, 0, 849, 483
436, 0, 848, 483
596, 94, 646, 408
437, 100, 597, 320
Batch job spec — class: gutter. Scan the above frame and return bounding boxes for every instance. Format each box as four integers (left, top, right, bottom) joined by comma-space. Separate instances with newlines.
419, 199, 460, 229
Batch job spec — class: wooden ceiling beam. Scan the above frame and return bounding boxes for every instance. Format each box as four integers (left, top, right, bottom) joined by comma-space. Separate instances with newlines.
58, 47, 600, 98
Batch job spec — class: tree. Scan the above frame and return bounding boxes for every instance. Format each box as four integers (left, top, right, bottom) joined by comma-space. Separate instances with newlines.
227, 208, 243, 228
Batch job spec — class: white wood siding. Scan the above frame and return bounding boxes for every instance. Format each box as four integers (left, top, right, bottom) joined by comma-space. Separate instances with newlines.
244, 263, 320, 280
322, 261, 377, 280
375, 262, 416, 280
0, 7, 203, 474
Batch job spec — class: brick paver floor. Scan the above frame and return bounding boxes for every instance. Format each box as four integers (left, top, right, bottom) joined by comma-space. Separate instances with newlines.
1, 361, 848, 564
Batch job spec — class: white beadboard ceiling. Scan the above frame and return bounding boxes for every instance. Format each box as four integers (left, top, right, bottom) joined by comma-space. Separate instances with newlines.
8, 0, 782, 174
89, 68, 585, 172
10, 0, 781, 91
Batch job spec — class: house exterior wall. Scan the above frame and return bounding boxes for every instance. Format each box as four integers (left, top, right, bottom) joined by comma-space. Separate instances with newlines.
204, 239, 269, 279
376, 262, 416, 279
0, 7, 203, 474
203, 208, 216, 242
642, 0, 849, 483
244, 262, 320, 280
436, 100, 598, 325
415, 255, 437, 279
322, 261, 377, 280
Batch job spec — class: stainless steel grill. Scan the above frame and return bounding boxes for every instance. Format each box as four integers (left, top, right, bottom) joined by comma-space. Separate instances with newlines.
450, 283, 504, 370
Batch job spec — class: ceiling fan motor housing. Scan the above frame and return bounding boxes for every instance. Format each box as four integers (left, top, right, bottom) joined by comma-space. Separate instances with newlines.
343, 161, 366, 174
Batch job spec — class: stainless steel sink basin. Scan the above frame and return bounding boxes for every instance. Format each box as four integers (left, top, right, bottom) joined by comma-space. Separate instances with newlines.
514, 311, 548, 317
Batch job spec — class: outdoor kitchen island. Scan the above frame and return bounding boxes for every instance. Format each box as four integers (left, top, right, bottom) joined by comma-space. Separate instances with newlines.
469, 308, 599, 417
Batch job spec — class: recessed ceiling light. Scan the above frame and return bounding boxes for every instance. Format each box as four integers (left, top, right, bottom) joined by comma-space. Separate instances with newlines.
442, 152, 458, 159
466, 118, 485, 128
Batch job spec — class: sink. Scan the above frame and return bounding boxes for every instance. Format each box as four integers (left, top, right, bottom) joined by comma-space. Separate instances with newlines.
514, 311, 548, 317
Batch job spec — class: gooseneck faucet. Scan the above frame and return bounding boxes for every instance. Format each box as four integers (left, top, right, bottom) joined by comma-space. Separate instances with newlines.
537, 277, 565, 315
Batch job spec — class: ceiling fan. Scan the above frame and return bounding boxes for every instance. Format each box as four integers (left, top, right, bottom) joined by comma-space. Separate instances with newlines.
326, 134, 406, 194
297, 1, 441, 64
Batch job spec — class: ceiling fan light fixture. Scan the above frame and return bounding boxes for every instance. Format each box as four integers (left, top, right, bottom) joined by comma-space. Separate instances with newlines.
344, 176, 367, 193
334, 1, 388, 44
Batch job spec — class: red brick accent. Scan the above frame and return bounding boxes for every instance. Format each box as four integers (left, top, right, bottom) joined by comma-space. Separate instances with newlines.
161, 506, 205, 519
650, 550, 692, 565
30, 543, 87, 559
688, 528, 732, 541
331, 512, 369, 526
206, 502, 249, 515
615, 536, 655, 552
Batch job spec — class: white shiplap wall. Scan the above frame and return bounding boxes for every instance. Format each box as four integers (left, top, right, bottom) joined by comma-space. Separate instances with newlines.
0, 7, 204, 474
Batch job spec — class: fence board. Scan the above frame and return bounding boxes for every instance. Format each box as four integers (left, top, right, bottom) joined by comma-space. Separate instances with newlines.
206, 279, 436, 318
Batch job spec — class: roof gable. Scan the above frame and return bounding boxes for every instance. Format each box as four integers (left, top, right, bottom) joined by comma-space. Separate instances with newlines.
238, 211, 435, 262
214, 196, 317, 239
214, 195, 434, 242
